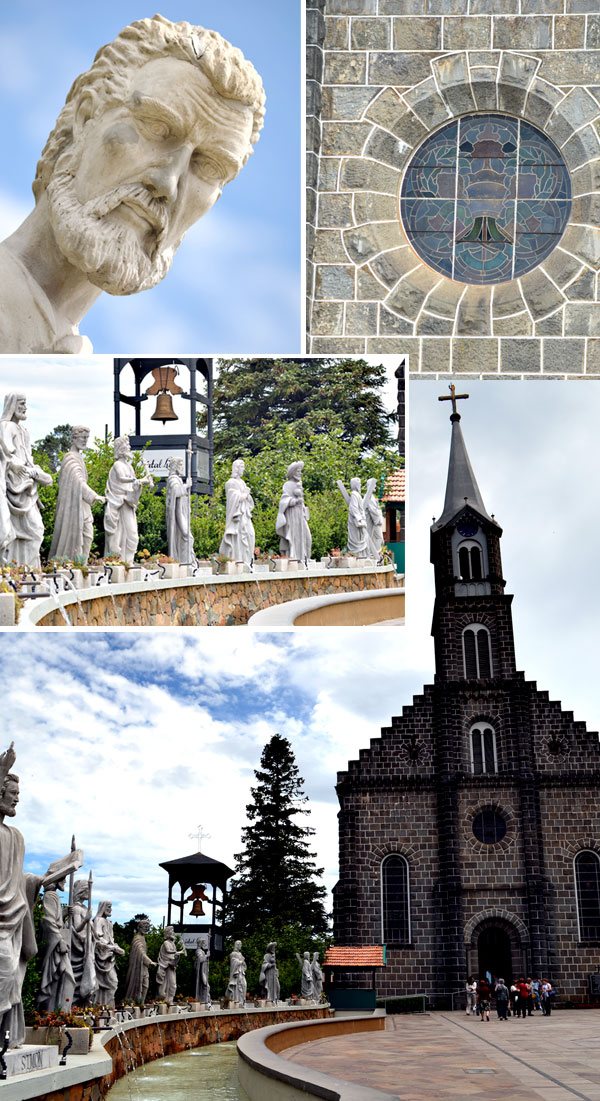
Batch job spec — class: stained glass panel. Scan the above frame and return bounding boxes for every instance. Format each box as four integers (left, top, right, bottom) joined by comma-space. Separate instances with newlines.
400, 114, 571, 284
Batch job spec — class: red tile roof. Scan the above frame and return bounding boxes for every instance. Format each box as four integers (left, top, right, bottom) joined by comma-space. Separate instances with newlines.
382, 469, 405, 502
324, 946, 385, 967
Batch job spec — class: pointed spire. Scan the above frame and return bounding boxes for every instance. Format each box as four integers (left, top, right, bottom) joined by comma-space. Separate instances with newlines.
432, 389, 497, 530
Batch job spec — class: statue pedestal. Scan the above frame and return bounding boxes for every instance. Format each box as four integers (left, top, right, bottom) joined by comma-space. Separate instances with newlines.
3, 1044, 59, 1077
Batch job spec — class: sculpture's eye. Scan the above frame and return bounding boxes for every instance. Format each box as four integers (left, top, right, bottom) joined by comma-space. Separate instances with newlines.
193, 154, 225, 185
138, 116, 171, 141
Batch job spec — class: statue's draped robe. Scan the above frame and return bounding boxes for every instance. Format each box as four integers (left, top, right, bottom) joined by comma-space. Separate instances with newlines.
93, 914, 121, 1007
0, 823, 42, 1046
71, 902, 97, 1005
365, 496, 384, 557
226, 949, 247, 1005
195, 947, 210, 1003
276, 480, 311, 562
0, 420, 51, 566
166, 473, 196, 565
50, 451, 97, 561
124, 933, 152, 1003
156, 939, 179, 1002
259, 951, 280, 1002
104, 459, 142, 563
38, 890, 74, 1012
219, 477, 255, 565
347, 490, 369, 557
300, 957, 314, 998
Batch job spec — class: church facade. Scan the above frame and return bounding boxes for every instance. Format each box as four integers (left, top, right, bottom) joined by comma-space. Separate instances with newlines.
333, 394, 600, 1001
307, 0, 600, 375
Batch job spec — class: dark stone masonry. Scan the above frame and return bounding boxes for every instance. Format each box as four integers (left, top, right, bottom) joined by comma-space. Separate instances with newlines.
334, 401, 600, 1002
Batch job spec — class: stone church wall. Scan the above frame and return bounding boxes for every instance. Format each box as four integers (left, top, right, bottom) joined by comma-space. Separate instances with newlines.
307, 0, 600, 375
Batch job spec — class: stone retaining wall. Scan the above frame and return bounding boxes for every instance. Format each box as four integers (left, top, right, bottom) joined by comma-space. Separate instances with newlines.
307, 0, 600, 376
29, 568, 398, 627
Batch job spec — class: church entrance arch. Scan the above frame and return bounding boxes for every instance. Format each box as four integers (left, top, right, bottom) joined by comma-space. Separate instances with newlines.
465, 912, 528, 983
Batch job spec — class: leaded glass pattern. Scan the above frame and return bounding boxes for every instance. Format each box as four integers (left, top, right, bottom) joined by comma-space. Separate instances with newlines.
575, 851, 600, 940
400, 115, 571, 285
381, 855, 410, 944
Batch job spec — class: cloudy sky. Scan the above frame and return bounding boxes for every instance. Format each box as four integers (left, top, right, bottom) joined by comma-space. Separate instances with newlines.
0, 356, 402, 446
0, 2, 300, 353
4, 377, 600, 930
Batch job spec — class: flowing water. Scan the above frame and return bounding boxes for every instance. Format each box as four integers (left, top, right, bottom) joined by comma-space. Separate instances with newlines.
107, 1040, 250, 1101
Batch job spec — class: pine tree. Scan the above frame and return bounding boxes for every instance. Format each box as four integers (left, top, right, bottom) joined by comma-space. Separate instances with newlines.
227, 734, 329, 936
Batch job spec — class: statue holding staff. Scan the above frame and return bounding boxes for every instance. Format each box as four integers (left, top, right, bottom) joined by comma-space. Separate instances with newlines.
276, 462, 312, 564
195, 941, 211, 1006
336, 478, 370, 558
124, 917, 156, 1005
156, 926, 186, 1002
166, 450, 196, 566
93, 901, 125, 1008
226, 940, 247, 1007
296, 951, 314, 1000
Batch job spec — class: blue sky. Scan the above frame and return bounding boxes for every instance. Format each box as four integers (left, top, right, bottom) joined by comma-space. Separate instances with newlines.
0, 2, 301, 353
5, 379, 600, 930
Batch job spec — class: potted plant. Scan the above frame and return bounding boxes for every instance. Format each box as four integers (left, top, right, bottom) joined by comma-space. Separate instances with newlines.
157, 555, 180, 580
104, 556, 127, 584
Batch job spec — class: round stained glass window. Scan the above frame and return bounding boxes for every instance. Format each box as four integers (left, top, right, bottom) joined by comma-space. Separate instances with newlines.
472, 808, 507, 845
400, 115, 571, 285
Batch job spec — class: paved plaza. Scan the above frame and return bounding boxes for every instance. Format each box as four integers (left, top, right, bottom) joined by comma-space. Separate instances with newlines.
282, 1010, 600, 1101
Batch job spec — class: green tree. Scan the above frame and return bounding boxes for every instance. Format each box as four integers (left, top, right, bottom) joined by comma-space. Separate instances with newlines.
212, 358, 396, 461
34, 425, 73, 472
227, 735, 329, 940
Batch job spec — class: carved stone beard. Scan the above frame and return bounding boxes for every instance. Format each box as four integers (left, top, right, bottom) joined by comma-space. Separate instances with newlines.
46, 148, 180, 296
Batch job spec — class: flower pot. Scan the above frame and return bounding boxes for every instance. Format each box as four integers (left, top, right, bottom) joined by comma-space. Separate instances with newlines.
272, 559, 288, 572
107, 565, 126, 584
159, 563, 180, 580
124, 567, 142, 583
62, 1027, 92, 1054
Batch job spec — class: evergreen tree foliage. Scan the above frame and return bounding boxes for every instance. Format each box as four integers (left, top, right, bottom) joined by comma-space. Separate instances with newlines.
213, 358, 396, 460
227, 735, 329, 938
34, 425, 73, 471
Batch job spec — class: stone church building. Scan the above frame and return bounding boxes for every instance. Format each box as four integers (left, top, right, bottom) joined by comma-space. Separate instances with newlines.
333, 394, 600, 1001
307, 0, 600, 375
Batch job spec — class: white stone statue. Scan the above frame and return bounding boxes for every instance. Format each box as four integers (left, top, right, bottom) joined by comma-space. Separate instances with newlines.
226, 939, 247, 1006
364, 477, 384, 559
336, 478, 370, 558
38, 874, 76, 1014
296, 951, 314, 1000
49, 425, 105, 563
0, 15, 265, 354
0, 743, 83, 1046
166, 456, 196, 566
0, 393, 53, 566
195, 941, 211, 1005
93, 901, 125, 1008
259, 942, 280, 1004
276, 461, 312, 564
311, 952, 324, 1002
156, 926, 185, 1002
219, 458, 255, 566
124, 918, 156, 1005
70, 877, 98, 1006
104, 436, 153, 563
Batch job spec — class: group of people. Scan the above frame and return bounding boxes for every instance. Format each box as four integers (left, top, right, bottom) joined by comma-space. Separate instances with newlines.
466, 975, 556, 1021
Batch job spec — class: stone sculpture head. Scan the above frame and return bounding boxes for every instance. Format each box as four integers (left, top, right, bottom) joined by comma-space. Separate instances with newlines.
0, 774, 19, 817
32, 15, 265, 298
113, 435, 132, 461
71, 425, 90, 450
137, 917, 151, 935
167, 456, 184, 476
73, 878, 90, 903
1, 393, 27, 423
350, 477, 361, 492
232, 459, 245, 478
233, 939, 242, 952
287, 461, 303, 480
97, 900, 112, 918
164, 925, 175, 939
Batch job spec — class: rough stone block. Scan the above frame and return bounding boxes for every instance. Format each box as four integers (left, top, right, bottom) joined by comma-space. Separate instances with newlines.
344, 222, 403, 263
327, 0, 377, 12
565, 269, 595, 301
471, 68, 499, 111
340, 158, 400, 194
456, 286, 493, 336
541, 248, 585, 291
554, 16, 586, 49
562, 125, 600, 171
354, 192, 400, 224
538, 51, 600, 86
500, 339, 541, 372
319, 158, 341, 191
535, 310, 563, 335
493, 313, 533, 336
443, 16, 491, 50
370, 52, 437, 87
370, 246, 421, 288
542, 338, 585, 372
345, 302, 378, 335
366, 337, 420, 357
324, 53, 367, 85
324, 87, 378, 120
493, 281, 528, 319
318, 193, 354, 228
417, 312, 454, 335
493, 16, 552, 49
424, 0, 468, 11
571, 194, 600, 228
570, 159, 600, 197
453, 338, 498, 373
379, 0, 425, 12
565, 304, 600, 336
312, 337, 366, 353
588, 15, 600, 48
526, 79, 566, 130
385, 268, 441, 320
314, 229, 347, 264
520, 269, 566, 320
470, 0, 516, 10
420, 338, 451, 370
363, 127, 412, 170
307, 7, 326, 46
586, 339, 600, 373
358, 269, 388, 300
366, 92, 429, 149
324, 16, 349, 49
306, 46, 323, 84
321, 121, 373, 156
315, 265, 355, 300
352, 18, 393, 50
393, 17, 441, 50
404, 77, 451, 129
567, 0, 600, 11
522, 0, 562, 9
311, 301, 344, 335
380, 306, 415, 334
424, 280, 466, 320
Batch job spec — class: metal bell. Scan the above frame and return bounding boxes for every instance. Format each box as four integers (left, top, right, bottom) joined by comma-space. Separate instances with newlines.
190, 898, 205, 917
151, 393, 178, 423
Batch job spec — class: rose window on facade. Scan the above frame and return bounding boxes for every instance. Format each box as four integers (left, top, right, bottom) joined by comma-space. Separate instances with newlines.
400, 115, 571, 285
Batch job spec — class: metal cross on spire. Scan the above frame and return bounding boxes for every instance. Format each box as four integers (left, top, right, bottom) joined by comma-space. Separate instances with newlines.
189, 824, 211, 852
438, 383, 469, 416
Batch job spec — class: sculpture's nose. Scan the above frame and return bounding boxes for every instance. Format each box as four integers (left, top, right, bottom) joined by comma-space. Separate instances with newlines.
143, 146, 191, 204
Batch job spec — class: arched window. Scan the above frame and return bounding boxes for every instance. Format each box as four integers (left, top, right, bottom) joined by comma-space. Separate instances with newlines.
381, 855, 410, 945
458, 542, 483, 581
463, 625, 492, 678
575, 851, 600, 940
470, 723, 498, 774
